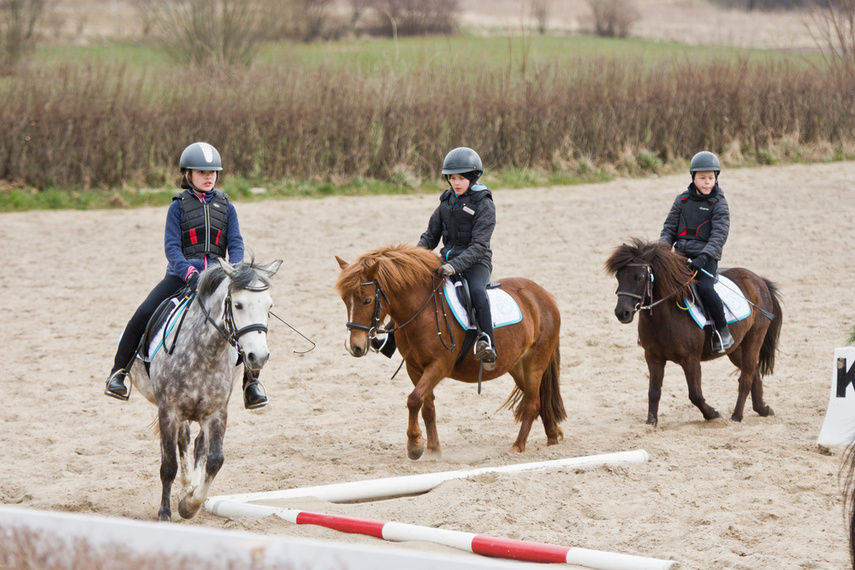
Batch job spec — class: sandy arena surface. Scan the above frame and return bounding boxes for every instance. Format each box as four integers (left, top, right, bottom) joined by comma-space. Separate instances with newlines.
1, 161, 853, 568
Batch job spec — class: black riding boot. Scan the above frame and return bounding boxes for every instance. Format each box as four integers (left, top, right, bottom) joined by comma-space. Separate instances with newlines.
712, 324, 734, 353
243, 368, 269, 409
105, 369, 131, 401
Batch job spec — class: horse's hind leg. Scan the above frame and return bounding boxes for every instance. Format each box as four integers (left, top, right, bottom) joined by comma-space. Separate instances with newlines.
508, 366, 542, 453
156, 411, 180, 521
728, 335, 772, 421
177, 421, 192, 489
179, 414, 226, 519
678, 358, 720, 421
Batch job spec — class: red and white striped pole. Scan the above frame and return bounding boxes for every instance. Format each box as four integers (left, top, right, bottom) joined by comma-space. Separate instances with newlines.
210, 501, 675, 570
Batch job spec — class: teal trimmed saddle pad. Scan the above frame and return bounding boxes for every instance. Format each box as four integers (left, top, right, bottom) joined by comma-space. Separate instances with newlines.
685, 274, 751, 329
443, 278, 522, 330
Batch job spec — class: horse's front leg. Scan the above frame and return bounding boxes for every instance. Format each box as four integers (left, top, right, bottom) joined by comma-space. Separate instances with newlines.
179, 413, 226, 519
177, 421, 192, 489
156, 410, 180, 521
645, 353, 666, 427
679, 358, 720, 421
405, 361, 445, 460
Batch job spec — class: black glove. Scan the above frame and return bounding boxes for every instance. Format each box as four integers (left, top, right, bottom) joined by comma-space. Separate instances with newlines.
186, 272, 199, 290
688, 255, 708, 271
436, 263, 455, 277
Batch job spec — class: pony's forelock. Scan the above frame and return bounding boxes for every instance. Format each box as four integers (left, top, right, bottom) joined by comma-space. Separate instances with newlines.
197, 258, 273, 298
605, 237, 693, 294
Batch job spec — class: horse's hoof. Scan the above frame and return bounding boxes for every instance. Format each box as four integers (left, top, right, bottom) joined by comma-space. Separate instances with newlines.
407, 447, 425, 460
759, 406, 774, 417
178, 497, 200, 519
646, 417, 658, 427
730, 413, 743, 422
157, 509, 171, 522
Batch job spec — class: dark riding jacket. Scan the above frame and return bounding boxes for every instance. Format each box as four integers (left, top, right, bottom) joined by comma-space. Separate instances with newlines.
417, 184, 495, 272
660, 183, 729, 261
165, 189, 244, 282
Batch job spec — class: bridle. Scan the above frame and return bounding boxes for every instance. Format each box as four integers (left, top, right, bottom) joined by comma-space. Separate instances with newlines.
346, 277, 454, 350
199, 282, 270, 358
615, 262, 690, 313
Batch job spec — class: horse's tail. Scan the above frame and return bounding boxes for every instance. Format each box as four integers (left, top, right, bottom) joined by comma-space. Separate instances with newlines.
758, 278, 783, 377
499, 344, 566, 427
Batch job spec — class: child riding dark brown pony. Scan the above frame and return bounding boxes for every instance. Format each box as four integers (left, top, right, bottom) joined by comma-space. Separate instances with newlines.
605, 238, 782, 427
336, 244, 565, 458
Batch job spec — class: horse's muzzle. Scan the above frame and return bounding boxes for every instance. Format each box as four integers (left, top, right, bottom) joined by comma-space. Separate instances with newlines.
614, 304, 637, 324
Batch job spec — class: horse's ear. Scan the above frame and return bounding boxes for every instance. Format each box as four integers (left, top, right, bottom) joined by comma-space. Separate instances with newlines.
218, 258, 236, 277
263, 259, 283, 277
335, 256, 349, 270
365, 260, 379, 280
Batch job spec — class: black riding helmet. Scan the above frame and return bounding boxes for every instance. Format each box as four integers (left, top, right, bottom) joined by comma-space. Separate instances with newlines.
180, 142, 222, 190
442, 147, 483, 185
689, 151, 720, 182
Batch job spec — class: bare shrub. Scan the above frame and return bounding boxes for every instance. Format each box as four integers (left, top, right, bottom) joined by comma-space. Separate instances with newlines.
531, 0, 551, 34
807, 0, 855, 72
585, 0, 638, 38
135, 0, 284, 65
358, 0, 459, 37
2, 57, 855, 189
0, 0, 47, 69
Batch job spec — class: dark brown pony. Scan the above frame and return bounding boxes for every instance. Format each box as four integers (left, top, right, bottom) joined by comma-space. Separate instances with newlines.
605, 238, 782, 427
335, 244, 565, 459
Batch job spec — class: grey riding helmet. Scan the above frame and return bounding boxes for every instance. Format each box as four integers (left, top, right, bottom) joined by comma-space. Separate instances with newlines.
689, 151, 720, 179
442, 147, 483, 182
179, 142, 223, 172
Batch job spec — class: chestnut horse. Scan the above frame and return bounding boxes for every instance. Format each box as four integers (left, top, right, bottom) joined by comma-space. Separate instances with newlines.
605, 238, 782, 427
335, 244, 565, 459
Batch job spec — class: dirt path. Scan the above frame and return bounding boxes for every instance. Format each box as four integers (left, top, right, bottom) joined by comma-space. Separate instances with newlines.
1, 161, 853, 568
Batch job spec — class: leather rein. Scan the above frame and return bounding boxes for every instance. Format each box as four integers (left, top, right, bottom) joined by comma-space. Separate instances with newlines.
346, 277, 456, 351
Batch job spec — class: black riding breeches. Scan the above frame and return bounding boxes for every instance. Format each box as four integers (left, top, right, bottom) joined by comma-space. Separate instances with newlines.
462, 263, 494, 346
695, 258, 728, 329
112, 275, 185, 373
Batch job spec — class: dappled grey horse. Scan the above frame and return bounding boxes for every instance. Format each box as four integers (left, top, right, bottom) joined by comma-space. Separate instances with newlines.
130, 258, 282, 521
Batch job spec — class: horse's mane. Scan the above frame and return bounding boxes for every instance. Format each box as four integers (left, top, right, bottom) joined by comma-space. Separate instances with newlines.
335, 244, 441, 297
198, 258, 273, 297
604, 237, 694, 294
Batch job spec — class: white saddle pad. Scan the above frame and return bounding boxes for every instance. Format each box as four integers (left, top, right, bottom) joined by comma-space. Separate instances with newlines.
443, 278, 522, 330
686, 275, 751, 328
145, 298, 185, 362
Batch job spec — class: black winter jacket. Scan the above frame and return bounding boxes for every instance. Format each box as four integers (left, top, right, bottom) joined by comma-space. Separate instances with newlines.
417, 184, 495, 272
660, 183, 730, 261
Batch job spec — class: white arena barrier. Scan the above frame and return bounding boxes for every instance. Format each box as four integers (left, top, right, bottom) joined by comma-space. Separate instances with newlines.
818, 347, 855, 445
0, 505, 542, 570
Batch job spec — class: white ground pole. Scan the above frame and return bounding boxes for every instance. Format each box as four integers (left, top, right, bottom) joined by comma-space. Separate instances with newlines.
818, 347, 855, 445
207, 449, 651, 505
0, 505, 542, 570
205, 449, 676, 569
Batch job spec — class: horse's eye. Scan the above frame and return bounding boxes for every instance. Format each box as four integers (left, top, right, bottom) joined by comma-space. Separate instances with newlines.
234, 302, 243, 310
362, 298, 372, 306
